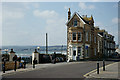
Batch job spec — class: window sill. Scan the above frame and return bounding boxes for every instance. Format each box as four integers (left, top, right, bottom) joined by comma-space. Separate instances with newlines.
73, 40, 77, 42
78, 40, 82, 42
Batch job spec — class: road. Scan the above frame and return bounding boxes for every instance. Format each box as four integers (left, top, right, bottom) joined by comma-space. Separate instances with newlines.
2, 61, 114, 80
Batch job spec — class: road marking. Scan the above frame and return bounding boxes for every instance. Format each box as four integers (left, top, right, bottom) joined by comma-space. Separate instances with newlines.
83, 62, 118, 78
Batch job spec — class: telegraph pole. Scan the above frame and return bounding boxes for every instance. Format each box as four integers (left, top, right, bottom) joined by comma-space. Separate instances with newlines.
46, 33, 48, 54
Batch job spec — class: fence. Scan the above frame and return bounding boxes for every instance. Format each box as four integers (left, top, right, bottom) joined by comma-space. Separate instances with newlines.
2, 61, 23, 71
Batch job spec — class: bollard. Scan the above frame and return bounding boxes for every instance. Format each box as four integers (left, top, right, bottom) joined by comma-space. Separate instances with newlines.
54, 52, 56, 64
24, 61, 26, 69
103, 60, 105, 71
97, 62, 99, 74
33, 63, 35, 68
3, 61, 6, 73
54, 59, 56, 64
14, 60, 17, 71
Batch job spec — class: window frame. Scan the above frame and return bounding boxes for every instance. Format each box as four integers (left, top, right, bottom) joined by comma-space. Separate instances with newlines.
78, 32, 82, 41
86, 32, 88, 41
94, 36, 96, 43
72, 32, 77, 41
78, 47, 81, 56
73, 19, 77, 27
94, 48, 96, 56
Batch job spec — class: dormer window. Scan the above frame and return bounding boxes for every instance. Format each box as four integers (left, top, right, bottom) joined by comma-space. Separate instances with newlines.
74, 19, 77, 27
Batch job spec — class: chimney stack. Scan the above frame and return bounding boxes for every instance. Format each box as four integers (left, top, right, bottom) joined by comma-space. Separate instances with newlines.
68, 8, 71, 20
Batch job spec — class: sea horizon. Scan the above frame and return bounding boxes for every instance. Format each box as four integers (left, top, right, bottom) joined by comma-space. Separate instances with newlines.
1, 45, 67, 57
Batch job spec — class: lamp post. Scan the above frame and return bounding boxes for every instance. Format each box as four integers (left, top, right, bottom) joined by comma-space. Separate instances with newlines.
61, 45, 63, 54
5, 49, 8, 54
54, 52, 56, 64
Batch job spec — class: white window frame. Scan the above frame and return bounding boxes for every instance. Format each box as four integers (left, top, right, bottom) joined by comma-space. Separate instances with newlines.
78, 47, 81, 56
73, 19, 77, 27
90, 33, 91, 41
86, 32, 88, 41
98, 40, 100, 52
94, 36, 96, 43
78, 32, 82, 41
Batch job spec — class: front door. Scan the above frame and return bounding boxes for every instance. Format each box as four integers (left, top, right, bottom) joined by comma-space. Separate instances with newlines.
73, 50, 76, 60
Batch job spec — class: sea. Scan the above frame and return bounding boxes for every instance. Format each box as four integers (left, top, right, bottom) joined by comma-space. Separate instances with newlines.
1, 46, 67, 57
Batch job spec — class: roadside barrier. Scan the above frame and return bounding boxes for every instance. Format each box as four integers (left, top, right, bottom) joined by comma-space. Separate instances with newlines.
2, 61, 23, 73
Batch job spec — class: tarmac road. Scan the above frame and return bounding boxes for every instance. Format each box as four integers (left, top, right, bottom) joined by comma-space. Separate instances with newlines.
2, 61, 114, 80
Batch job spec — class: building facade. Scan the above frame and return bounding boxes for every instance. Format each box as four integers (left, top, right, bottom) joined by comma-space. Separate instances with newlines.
66, 8, 115, 61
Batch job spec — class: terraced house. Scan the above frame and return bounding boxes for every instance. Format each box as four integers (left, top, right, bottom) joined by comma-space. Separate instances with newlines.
66, 8, 115, 61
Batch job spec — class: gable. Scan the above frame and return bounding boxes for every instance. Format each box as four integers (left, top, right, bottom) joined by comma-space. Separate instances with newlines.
66, 12, 86, 26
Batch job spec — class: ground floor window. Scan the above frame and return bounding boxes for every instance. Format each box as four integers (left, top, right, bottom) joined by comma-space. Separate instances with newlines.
73, 50, 76, 56
69, 48, 72, 56
78, 47, 81, 56
86, 49, 89, 57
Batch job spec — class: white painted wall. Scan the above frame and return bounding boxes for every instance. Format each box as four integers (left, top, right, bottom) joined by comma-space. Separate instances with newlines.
68, 44, 84, 61
32, 52, 39, 64
9, 53, 15, 61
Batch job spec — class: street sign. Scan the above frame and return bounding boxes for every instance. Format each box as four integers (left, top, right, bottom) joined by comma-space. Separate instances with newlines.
85, 46, 88, 49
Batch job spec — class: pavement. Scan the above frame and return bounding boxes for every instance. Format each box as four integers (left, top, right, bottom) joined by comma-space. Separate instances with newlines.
84, 61, 120, 79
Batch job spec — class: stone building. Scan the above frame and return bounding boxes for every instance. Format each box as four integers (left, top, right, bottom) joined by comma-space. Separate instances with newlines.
97, 29, 115, 59
66, 8, 115, 61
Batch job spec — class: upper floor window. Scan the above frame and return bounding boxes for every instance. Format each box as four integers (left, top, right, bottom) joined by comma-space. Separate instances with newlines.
78, 32, 82, 41
86, 32, 88, 41
74, 19, 77, 27
72, 32, 76, 41
90, 34, 91, 41
94, 48, 96, 56
94, 36, 96, 43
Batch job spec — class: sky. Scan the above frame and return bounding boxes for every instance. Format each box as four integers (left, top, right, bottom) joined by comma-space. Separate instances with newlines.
1, 2, 119, 46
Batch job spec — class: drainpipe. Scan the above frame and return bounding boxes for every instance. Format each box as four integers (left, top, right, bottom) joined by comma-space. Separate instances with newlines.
83, 24, 85, 59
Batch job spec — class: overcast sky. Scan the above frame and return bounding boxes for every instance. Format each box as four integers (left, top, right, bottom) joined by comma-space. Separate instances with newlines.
1, 2, 119, 46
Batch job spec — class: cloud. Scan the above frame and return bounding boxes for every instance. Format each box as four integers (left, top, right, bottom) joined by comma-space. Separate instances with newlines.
22, 3, 40, 9
78, 2, 95, 10
33, 3, 40, 8
3, 10, 24, 20
91, 0, 100, 2
33, 10, 58, 19
112, 17, 120, 24
64, 6, 69, 10
33, 9, 66, 46
2, 4, 25, 21
45, 17, 66, 46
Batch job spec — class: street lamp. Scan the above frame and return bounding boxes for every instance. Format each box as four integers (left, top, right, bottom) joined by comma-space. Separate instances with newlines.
4, 49, 8, 54
61, 45, 63, 54
37, 46, 40, 53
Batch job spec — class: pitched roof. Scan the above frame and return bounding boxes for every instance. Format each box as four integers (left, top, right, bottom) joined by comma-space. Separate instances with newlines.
66, 12, 94, 25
